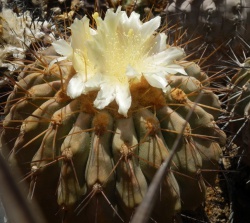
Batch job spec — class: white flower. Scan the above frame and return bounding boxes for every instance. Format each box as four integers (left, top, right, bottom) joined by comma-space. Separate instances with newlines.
52, 7, 187, 117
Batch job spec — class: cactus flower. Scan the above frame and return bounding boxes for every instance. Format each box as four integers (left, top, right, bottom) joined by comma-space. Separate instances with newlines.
52, 7, 187, 117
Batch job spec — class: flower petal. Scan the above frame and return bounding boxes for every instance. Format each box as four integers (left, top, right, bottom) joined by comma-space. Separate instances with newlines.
67, 73, 86, 98
84, 73, 102, 92
146, 47, 185, 66
72, 51, 86, 74
126, 65, 139, 78
52, 39, 72, 57
120, 11, 141, 34
48, 56, 68, 69
71, 16, 93, 51
94, 83, 116, 110
103, 7, 122, 33
144, 73, 168, 90
163, 64, 187, 75
115, 84, 131, 117
149, 33, 167, 54
140, 16, 161, 39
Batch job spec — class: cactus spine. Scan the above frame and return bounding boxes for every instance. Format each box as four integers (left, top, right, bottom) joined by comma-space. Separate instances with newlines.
0, 3, 230, 223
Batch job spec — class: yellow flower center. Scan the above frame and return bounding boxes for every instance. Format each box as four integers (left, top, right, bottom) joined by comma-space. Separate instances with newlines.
92, 12, 99, 20
100, 28, 154, 84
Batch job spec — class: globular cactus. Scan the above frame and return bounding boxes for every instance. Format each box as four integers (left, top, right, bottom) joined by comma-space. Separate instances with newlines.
220, 57, 250, 223
226, 58, 250, 166
165, 0, 250, 43
0, 7, 226, 223
161, 1, 250, 70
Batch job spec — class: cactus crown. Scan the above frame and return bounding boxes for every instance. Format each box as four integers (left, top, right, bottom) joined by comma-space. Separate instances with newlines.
52, 7, 187, 117
0, 4, 227, 223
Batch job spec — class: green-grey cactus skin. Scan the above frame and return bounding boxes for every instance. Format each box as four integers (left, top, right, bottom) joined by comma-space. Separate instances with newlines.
1, 2, 249, 223
0, 48, 226, 223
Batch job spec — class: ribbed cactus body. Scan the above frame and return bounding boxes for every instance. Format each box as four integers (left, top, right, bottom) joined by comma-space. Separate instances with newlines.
0, 48, 226, 222
140, 0, 249, 50
166, 0, 250, 42
159, 1, 249, 69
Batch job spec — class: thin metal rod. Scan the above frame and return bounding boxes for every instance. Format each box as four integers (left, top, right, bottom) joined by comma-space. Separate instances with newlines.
131, 93, 202, 223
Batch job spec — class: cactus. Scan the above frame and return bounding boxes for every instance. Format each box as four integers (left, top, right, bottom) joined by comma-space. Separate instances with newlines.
225, 58, 250, 166
216, 57, 250, 223
107, 0, 250, 71
0, 7, 227, 223
165, 0, 250, 42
